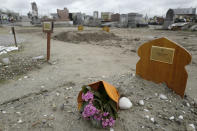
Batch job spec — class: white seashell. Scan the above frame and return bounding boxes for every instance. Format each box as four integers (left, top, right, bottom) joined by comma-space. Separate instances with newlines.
178, 115, 183, 120
110, 128, 114, 131
169, 116, 175, 120
159, 94, 168, 100
139, 100, 144, 106
119, 97, 133, 109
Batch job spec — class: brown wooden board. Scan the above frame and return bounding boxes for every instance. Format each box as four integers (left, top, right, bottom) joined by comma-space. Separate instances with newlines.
136, 37, 191, 98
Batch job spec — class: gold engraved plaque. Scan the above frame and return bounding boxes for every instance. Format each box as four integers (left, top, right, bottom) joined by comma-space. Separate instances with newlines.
150, 46, 175, 64
43, 22, 52, 31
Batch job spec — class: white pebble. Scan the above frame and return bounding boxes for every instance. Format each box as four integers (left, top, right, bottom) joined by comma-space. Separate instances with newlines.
150, 117, 155, 123
169, 116, 175, 120
56, 92, 60, 96
186, 103, 190, 107
139, 100, 144, 106
178, 115, 183, 120
145, 115, 150, 119
2, 111, 6, 114
132, 73, 136, 77
188, 124, 195, 130
24, 76, 28, 79
18, 119, 22, 123
119, 97, 133, 109
159, 94, 168, 100
144, 109, 149, 112
102, 75, 106, 78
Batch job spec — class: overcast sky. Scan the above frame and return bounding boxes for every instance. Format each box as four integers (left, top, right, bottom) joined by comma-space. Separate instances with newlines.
0, 0, 197, 17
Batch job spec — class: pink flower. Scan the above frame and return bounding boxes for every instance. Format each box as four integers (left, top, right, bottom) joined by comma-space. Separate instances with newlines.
103, 112, 109, 117
82, 103, 97, 118
82, 91, 94, 102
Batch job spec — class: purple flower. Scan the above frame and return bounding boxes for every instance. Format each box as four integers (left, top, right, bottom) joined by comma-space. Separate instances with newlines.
102, 117, 115, 128
102, 120, 108, 128
82, 103, 97, 118
93, 113, 102, 121
103, 112, 109, 117
82, 91, 94, 102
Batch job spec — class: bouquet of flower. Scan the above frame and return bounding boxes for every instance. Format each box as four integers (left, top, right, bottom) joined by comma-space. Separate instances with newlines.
78, 81, 119, 129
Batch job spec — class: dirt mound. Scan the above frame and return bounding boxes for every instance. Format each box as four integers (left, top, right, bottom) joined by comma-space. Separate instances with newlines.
53, 31, 121, 43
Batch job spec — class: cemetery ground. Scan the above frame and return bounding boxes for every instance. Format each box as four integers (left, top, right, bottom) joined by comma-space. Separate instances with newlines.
0, 26, 196, 131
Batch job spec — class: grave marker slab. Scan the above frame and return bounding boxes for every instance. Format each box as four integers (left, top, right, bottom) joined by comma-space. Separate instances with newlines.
136, 37, 191, 98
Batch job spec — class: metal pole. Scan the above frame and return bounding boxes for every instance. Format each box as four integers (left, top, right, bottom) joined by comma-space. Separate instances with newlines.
47, 32, 51, 61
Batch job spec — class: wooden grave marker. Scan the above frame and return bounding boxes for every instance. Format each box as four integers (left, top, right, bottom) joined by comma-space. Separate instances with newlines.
43, 21, 54, 61
136, 37, 191, 98
78, 25, 84, 31
102, 26, 110, 32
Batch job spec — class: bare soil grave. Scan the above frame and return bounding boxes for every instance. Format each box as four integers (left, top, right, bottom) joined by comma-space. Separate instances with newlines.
53, 31, 121, 43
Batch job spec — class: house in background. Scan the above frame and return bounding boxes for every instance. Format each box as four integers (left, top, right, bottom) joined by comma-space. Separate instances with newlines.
163, 8, 196, 29
101, 12, 113, 22
111, 13, 120, 22
173, 8, 196, 22
57, 8, 70, 21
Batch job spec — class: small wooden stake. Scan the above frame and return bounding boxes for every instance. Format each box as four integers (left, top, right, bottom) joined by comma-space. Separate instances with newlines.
11, 27, 17, 47
47, 32, 51, 61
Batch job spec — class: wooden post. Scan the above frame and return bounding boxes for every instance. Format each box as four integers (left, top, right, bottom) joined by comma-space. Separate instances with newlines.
11, 27, 17, 47
47, 32, 51, 61
43, 21, 53, 61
